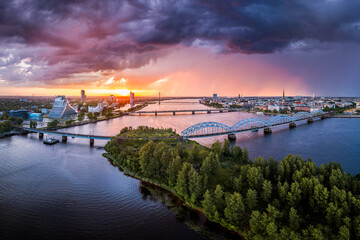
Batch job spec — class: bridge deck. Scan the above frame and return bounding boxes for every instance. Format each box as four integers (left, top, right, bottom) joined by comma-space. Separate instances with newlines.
20, 128, 112, 140
134, 109, 226, 113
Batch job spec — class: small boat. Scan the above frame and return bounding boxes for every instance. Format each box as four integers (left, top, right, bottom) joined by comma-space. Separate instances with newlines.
43, 138, 59, 145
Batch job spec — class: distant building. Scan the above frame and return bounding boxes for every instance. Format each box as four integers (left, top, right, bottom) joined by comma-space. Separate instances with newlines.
213, 93, 218, 101
9, 109, 28, 119
28, 113, 43, 121
48, 96, 77, 118
81, 90, 86, 102
130, 91, 135, 107
41, 108, 49, 114
88, 103, 104, 113
294, 105, 311, 112
257, 104, 268, 111
268, 105, 281, 112
310, 107, 322, 113
110, 95, 114, 102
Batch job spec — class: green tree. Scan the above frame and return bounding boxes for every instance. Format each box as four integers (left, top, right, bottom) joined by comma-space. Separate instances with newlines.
189, 143, 200, 163
201, 152, 220, 179
211, 141, 222, 156
247, 166, 264, 190
15, 117, 23, 125
224, 192, 245, 227
262, 180, 272, 203
29, 120, 37, 128
289, 207, 300, 231
241, 148, 250, 164
167, 155, 182, 186
139, 141, 156, 176
313, 184, 329, 211
213, 184, 225, 219
47, 119, 59, 129
338, 225, 350, 240
188, 167, 203, 205
87, 112, 94, 120
202, 190, 216, 219
287, 182, 302, 207
266, 222, 278, 239
249, 210, 263, 236
246, 189, 258, 211
231, 146, 242, 163
106, 112, 113, 118
221, 139, 231, 158
78, 113, 84, 121
175, 162, 191, 200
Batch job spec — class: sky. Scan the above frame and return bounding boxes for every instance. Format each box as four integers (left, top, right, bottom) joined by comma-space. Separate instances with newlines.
0, 0, 360, 97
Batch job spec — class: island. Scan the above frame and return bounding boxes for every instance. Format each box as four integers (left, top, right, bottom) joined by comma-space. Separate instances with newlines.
104, 126, 360, 240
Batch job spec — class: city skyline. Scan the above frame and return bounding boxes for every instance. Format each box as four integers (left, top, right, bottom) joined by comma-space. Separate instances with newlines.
1, 1, 360, 97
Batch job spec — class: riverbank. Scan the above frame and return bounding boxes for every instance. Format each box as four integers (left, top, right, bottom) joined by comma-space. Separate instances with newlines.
0, 130, 23, 138
44, 113, 127, 130
329, 114, 360, 118
102, 152, 245, 239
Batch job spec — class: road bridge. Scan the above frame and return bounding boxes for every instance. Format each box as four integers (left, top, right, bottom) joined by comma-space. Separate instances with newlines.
131, 109, 228, 116
16, 127, 182, 146
181, 111, 326, 140
17, 127, 111, 146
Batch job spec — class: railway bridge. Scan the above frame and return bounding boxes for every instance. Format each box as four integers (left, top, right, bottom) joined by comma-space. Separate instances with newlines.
181, 111, 327, 140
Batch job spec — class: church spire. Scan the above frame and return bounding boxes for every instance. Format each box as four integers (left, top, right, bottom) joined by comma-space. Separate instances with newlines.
282, 89, 285, 102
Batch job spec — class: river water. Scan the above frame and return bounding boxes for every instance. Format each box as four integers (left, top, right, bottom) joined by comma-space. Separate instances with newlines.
1, 100, 360, 239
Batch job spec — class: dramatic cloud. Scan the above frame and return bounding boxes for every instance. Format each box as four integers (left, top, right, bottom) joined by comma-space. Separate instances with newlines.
0, 0, 359, 91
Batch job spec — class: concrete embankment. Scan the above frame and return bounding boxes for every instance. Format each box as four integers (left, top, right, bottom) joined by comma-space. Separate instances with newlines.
329, 115, 360, 118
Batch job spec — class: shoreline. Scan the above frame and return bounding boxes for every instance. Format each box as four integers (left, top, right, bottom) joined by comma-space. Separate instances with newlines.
102, 152, 245, 239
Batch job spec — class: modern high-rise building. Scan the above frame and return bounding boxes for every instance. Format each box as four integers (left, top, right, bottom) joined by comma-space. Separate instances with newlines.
130, 91, 135, 107
81, 90, 86, 102
213, 93, 218, 100
48, 96, 77, 118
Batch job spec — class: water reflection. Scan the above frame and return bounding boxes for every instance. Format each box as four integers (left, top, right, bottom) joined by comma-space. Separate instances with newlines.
138, 182, 244, 240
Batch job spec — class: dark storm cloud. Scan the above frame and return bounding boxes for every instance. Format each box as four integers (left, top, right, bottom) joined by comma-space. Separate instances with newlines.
0, 0, 360, 85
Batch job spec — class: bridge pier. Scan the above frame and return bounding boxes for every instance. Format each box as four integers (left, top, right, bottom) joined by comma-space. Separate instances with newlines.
155, 111, 157, 116
264, 128, 272, 134
289, 122, 296, 129
62, 136, 67, 143
192, 111, 195, 114
207, 111, 211, 114
307, 118, 313, 123
90, 138, 94, 147
228, 133, 236, 141
173, 111, 175, 115
39, 132, 44, 139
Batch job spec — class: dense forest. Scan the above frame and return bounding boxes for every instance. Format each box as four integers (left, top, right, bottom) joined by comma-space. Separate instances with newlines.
0, 98, 52, 112
105, 126, 360, 240
0, 114, 24, 133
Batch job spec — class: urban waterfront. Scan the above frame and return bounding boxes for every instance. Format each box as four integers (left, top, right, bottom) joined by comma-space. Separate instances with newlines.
1, 101, 360, 239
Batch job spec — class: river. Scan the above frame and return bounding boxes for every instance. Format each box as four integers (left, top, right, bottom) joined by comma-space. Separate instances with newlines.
1, 99, 360, 239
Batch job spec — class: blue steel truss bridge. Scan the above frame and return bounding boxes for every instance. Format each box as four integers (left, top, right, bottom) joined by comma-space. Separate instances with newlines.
181, 111, 326, 139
